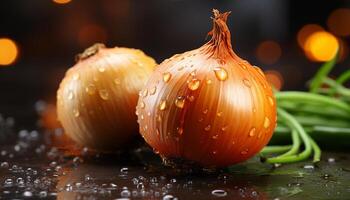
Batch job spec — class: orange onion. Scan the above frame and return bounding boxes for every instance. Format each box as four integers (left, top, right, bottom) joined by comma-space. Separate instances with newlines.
57, 43, 156, 151
136, 10, 277, 167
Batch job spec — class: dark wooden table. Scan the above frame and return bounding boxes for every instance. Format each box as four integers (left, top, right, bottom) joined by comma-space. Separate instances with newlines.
0, 111, 349, 200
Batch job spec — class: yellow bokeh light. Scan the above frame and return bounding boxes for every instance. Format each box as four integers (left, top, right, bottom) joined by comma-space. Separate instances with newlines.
0, 38, 19, 66
53, 0, 72, 4
327, 8, 350, 37
304, 31, 339, 62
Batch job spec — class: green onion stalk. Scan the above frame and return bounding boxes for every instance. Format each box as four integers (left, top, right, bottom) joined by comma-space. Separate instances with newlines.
260, 54, 350, 164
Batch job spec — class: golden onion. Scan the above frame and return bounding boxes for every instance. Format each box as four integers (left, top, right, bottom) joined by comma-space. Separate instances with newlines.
57, 43, 156, 151
136, 10, 277, 167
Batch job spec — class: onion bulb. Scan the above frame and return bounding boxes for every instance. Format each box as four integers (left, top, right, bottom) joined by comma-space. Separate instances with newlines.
57, 43, 156, 151
136, 10, 277, 167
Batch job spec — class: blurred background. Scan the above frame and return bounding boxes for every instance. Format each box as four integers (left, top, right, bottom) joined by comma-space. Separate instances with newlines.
0, 0, 349, 127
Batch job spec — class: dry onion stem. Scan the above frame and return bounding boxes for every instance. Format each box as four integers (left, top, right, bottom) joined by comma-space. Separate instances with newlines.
57, 43, 156, 151
136, 10, 277, 167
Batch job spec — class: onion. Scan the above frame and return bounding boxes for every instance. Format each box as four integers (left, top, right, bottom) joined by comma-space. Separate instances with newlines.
57, 43, 156, 151
136, 10, 277, 167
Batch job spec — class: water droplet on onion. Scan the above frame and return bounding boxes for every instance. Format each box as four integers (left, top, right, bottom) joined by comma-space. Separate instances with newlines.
213, 67, 228, 81
163, 72, 172, 83
188, 78, 201, 91
159, 100, 167, 110
99, 89, 109, 100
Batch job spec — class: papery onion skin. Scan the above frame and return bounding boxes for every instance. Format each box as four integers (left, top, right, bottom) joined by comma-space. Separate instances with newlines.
136, 10, 277, 167
57, 44, 156, 151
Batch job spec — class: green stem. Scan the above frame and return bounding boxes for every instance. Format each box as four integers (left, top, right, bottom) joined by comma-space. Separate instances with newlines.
294, 115, 350, 128
309, 136, 321, 162
265, 108, 312, 164
261, 145, 292, 155
323, 78, 350, 97
275, 91, 350, 114
309, 54, 338, 93
278, 101, 350, 120
337, 69, 350, 85
279, 130, 300, 157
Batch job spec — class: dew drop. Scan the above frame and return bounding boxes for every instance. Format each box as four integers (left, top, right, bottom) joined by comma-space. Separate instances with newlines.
175, 96, 185, 108
241, 149, 248, 155
204, 125, 211, 131
1, 162, 9, 168
243, 79, 252, 87
157, 115, 162, 122
217, 111, 223, 117
72, 73, 79, 80
114, 78, 121, 85
159, 100, 167, 111
150, 86, 157, 95
156, 129, 160, 136
190, 70, 197, 76
73, 109, 80, 117
188, 79, 200, 91
67, 91, 74, 100
211, 189, 227, 197
120, 189, 131, 198
264, 117, 270, 128
23, 191, 33, 197
98, 66, 105, 72
139, 101, 145, 109
142, 89, 148, 97
198, 117, 204, 122
214, 67, 228, 81
212, 135, 219, 140
188, 95, 195, 102
268, 96, 274, 106
206, 79, 212, 85
99, 89, 109, 100
86, 84, 96, 95
163, 194, 177, 200
202, 109, 208, 114
177, 127, 184, 135
304, 164, 315, 169
240, 60, 248, 69
249, 127, 256, 137
163, 72, 172, 83
212, 151, 217, 155
221, 125, 229, 131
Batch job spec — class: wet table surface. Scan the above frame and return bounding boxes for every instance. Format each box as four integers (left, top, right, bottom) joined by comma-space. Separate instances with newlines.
0, 111, 350, 200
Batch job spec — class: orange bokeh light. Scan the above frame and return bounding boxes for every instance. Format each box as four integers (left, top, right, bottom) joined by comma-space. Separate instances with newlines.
78, 24, 107, 48
297, 24, 324, 48
304, 31, 339, 62
256, 41, 282, 65
53, 0, 72, 4
337, 38, 349, 62
327, 8, 350, 37
0, 38, 18, 66
265, 70, 284, 90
